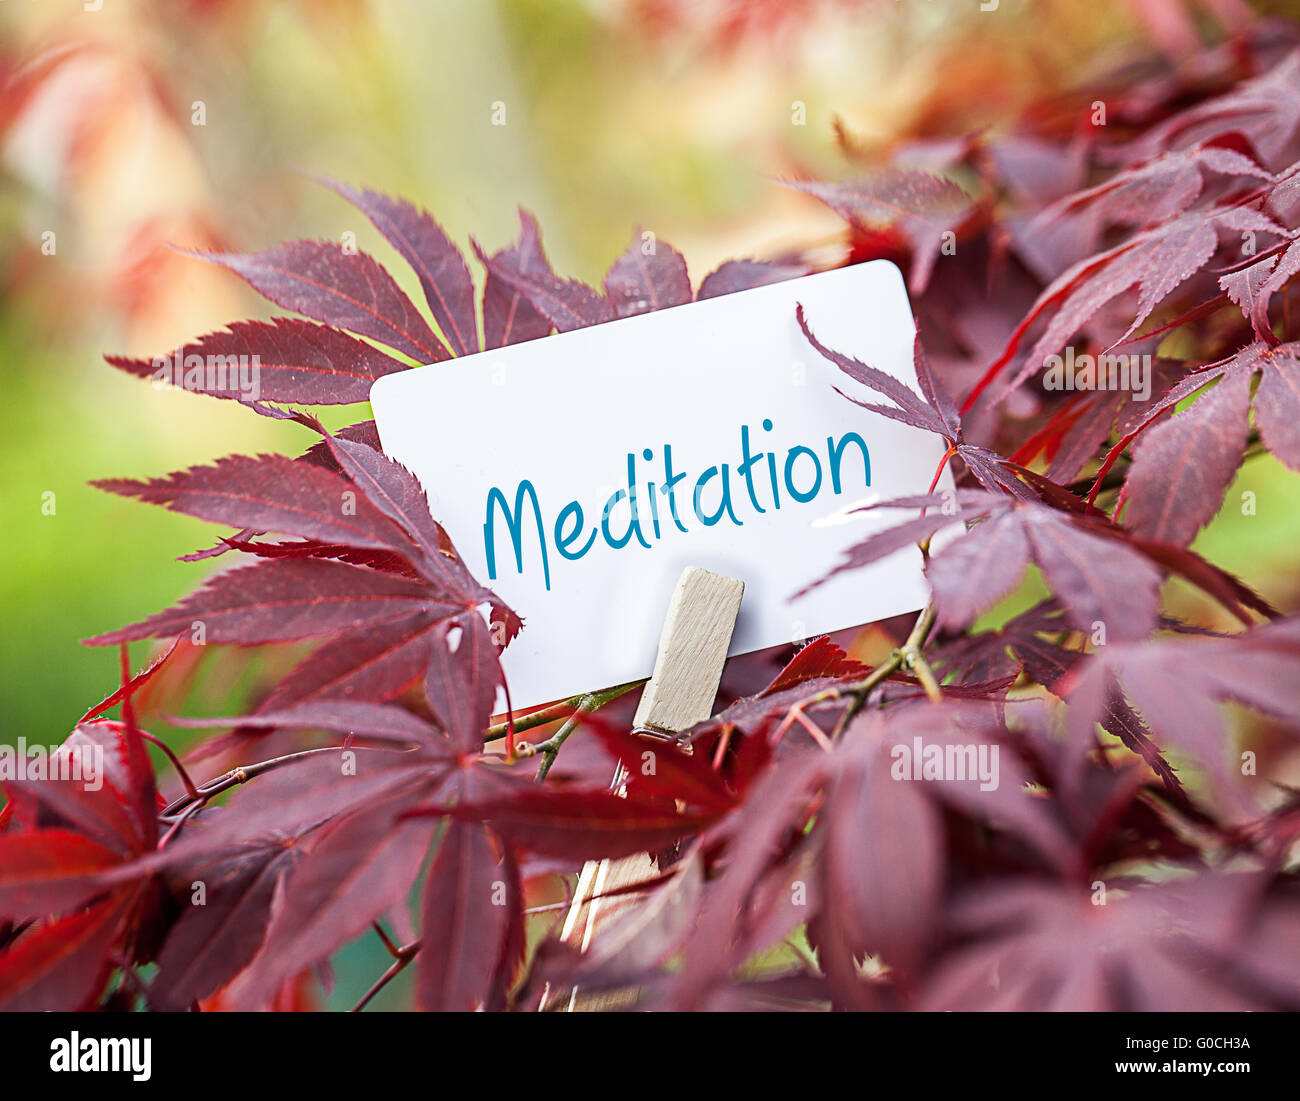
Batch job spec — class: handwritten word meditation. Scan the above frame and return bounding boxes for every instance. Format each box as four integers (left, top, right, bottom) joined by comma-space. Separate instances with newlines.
484, 419, 871, 590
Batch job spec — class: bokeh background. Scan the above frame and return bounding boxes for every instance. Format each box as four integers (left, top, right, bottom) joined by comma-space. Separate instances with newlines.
4, 0, 1299, 1007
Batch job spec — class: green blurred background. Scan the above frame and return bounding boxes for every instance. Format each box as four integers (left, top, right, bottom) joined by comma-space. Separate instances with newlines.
3, 0, 1298, 1008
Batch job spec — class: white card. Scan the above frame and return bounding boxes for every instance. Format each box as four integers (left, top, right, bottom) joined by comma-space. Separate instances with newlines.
371, 260, 954, 709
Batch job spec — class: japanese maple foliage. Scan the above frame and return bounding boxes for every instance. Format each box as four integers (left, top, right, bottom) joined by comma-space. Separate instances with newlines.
5, 18, 1300, 1013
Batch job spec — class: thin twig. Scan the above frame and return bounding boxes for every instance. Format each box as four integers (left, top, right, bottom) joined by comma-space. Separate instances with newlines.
485, 678, 644, 743
157, 798, 205, 848
898, 602, 943, 704
160, 745, 406, 818
533, 702, 594, 782
825, 601, 939, 738
904, 648, 944, 703
352, 938, 421, 1012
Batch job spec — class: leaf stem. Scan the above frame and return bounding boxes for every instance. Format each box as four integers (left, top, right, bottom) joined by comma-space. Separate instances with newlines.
927, 443, 957, 494
138, 730, 200, 802
371, 921, 402, 958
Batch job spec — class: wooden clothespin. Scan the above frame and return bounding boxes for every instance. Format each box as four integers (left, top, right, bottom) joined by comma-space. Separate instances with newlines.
547, 566, 744, 1011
